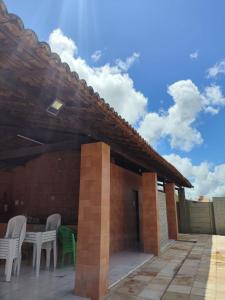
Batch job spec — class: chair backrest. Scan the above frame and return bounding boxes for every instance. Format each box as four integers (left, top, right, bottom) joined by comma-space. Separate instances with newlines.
5, 215, 26, 239
58, 226, 75, 250
5, 215, 27, 252
45, 214, 61, 231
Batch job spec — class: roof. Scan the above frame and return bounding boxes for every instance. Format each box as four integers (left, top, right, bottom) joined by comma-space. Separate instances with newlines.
0, 0, 192, 188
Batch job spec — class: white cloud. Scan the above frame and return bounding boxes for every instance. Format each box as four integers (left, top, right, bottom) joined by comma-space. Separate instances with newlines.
91, 50, 102, 62
49, 29, 147, 125
203, 85, 225, 106
204, 106, 219, 115
49, 29, 78, 57
164, 153, 225, 199
138, 80, 225, 151
48, 29, 225, 153
190, 50, 199, 60
115, 52, 140, 72
207, 59, 225, 77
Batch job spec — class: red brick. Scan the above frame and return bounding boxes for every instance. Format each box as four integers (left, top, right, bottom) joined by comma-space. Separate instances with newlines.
75, 142, 110, 300
165, 183, 178, 240
142, 173, 160, 256
0, 151, 80, 224
110, 164, 142, 254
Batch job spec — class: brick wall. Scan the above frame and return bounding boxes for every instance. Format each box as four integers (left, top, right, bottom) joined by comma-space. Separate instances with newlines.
1, 151, 145, 254
110, 163, 142, 254
0, 151, 80, 225
0, 171, 13, 222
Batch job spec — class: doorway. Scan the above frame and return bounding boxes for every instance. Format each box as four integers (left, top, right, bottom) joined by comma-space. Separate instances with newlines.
133, 190, 140, 243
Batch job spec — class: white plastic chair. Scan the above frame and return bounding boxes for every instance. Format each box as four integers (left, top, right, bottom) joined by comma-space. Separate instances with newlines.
45, 214, 61, 232
32, 214, 61, 269
44, 213, 61, 268
0, 215, 27, 281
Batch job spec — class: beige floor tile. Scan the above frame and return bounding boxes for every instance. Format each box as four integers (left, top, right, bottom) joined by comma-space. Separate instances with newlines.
167, 284, 191, 294
106, 292, 137, 300
135, 270, 158, 277
191, 287, 216, 298
146, 283, 167, 292
161, 291, 189, 300
193, 281, 207, 289
216, 291, 225, 300
107, 235, 225, 300
216, 282, 225, 292
191, 287, 207, 296
172, 275, 194, 286
189, 295, 205, 300
132, 275, 154, 283
193, 280, 216, 290
190, 293, 215, 300
117, 279, 146, 296
138, 288, 162, 300
150, 275, 171, 285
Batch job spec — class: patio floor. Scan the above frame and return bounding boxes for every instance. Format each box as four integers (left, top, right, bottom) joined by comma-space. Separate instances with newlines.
0, 250, 152, 300
1, 234, 225, 299
109, 251, 153, 287
107, 234, 225, 300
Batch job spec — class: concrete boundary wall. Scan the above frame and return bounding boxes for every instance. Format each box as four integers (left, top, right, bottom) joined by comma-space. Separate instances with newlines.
213, 197, 225, 235
188, 202, 215, 234
178, 191, 221, 235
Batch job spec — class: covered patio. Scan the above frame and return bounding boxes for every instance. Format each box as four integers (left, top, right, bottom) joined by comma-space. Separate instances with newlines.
2, 233, 225, 300
0, 1, 191, 299
0, 251, 152, 300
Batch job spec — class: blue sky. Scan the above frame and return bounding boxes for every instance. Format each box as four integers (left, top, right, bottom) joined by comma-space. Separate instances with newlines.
4, 0, 225, 197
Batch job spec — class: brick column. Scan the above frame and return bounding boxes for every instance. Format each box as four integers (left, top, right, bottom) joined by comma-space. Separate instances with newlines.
142, 172, 160, 256
178, 187, 189, 233
75, 142, 110, 300
165, 182, 178, 240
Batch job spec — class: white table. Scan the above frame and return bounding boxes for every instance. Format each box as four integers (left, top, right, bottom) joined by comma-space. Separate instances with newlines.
24, 230, 57, 277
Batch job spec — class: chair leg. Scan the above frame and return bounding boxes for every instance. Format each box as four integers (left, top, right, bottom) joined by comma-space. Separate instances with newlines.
61, 252, 64, 268
46, 248, 51, 269
17, 255, 22, 276
32, 244, 36, 269
5, 258, 13, 282
72, 250, 76, 268
69, 253, 72, 265
36, 243, 41, 277
53, 240, 57, 269
13, 259, 17, 276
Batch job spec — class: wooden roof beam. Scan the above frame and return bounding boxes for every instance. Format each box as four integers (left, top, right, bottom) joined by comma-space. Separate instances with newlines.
0, 139, 89, 161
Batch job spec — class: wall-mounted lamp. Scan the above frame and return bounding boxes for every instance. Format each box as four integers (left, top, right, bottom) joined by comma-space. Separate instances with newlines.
47, 99, 64, 116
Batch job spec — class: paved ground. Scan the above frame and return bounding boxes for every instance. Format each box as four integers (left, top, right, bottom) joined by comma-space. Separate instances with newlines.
106, 234, 225, 300
0, 250, 152, 300
1, 234, 225, 299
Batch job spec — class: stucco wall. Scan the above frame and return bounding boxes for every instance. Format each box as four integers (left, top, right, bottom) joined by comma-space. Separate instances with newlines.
158, 191, 169, 247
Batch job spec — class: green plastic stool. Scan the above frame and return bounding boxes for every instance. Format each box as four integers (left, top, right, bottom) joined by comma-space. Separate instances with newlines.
58, 226, 76, 268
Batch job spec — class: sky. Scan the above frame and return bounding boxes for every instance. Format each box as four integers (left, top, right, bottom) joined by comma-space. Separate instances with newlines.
4, 0, 225, 198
